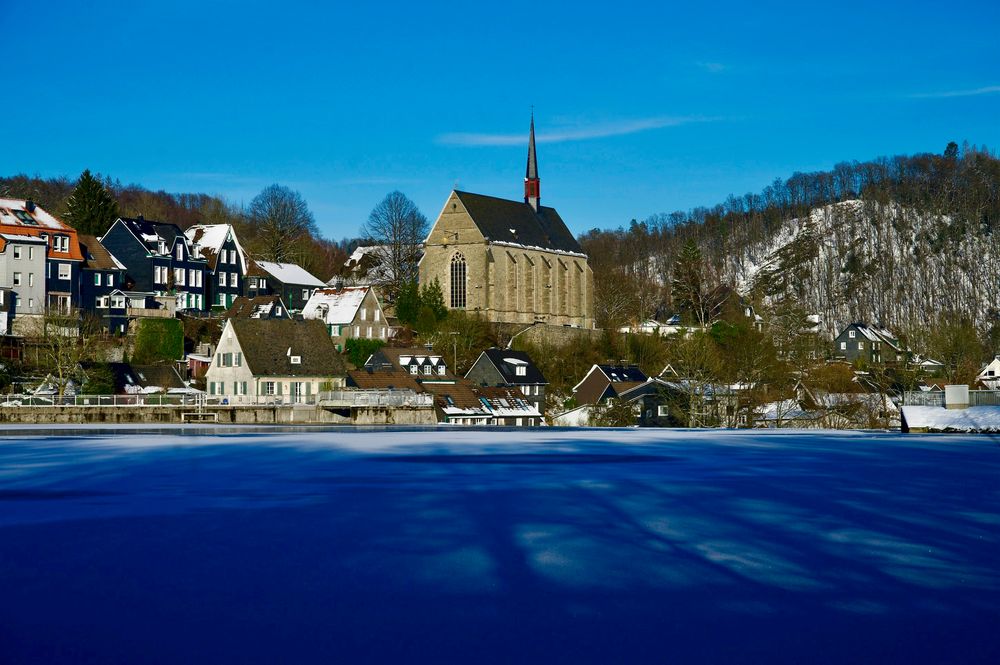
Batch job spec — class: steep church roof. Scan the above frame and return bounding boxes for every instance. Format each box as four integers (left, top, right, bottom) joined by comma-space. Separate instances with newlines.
452, 190, 584, 255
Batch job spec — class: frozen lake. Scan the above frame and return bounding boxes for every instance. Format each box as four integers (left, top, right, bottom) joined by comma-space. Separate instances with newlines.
1, 427, 998, 664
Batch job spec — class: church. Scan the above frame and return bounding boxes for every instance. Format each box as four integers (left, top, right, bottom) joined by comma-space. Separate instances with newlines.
419, 117, 594, 328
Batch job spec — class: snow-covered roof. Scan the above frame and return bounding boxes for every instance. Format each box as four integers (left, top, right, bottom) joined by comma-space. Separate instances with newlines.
301, 287, 371, 325
1, 233, 48, 243
184, 224, 249, 272
254, 260, 325, 287
0, 198, 72, 230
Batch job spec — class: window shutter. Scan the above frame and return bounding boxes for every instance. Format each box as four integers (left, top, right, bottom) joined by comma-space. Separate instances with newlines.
306, 382, 312, 396
277, 382, 283, 396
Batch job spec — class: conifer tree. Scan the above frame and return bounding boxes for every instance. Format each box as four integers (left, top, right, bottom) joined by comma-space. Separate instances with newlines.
671, 239, 706, 325
64, 170, 119, 236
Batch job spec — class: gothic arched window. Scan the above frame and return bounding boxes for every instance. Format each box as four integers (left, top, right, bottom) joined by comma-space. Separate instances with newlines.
450, 252, 467, 308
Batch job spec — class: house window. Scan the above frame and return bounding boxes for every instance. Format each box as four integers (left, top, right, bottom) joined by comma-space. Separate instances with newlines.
264, 381, 276, 395
438, 365, 446, 375
658, 405, 670, 416
28, 273, 34, 287
367, 326, 372, 338
219, 273, 226, 287
409, 365, 418, 375
375, 310, 380, 322
108, 274, 114, 287
354, 325, 360, 337
302, 289, 309, 301
176, 244, 183, 260
235, 352, 242, 367
840, 342, 846, 350
292, 382, 305, 401
174, 268, 186, 286
848, 330, 856, 338
423, 365, 431, 375
450, 252, 467, 308
290, 355, 302, 364
196, 271, 203, 287
189, 269, 197, 285
28, 298, 33, 309
97, 296, 109, 308
223, 353, 233, 367
111, 295, 126, 308
858, 342, 864, 350
361, 308, 367, 321
58, 263, 71, 280
13, 246, 21, 259
28, 247, 34, 260
158, 241, 167, 254
12, 272, 21, 286
516, 366, 527, 376
229, 272, 238, 287
94, 273, 102, 286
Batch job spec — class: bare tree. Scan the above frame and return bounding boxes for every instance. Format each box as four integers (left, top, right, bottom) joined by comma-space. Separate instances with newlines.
247, 184, 318, 263
360, 191, 428, 302
23, 308, 90, 396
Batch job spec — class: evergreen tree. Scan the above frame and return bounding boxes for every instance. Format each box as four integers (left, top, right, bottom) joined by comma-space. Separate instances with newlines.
419, 278, 448, 322
395, 280, 420, 326
671, 239, 706, 325
64, 170, 119, 236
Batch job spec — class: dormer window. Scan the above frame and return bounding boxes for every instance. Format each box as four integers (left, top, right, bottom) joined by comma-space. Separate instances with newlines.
848, 330, 856, 338
438, 366, 446, 375
409, 365, 418, 375
176, 244, 183, 260
290, 355, 302, 365
516, 366, 527, 377
423, 365, 431, 375
158, 241, 167, 255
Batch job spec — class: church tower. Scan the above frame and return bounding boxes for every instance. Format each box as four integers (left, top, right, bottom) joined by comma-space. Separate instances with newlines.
524, 114, 540, 211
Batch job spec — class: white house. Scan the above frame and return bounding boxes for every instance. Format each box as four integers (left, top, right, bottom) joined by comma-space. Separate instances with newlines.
301, 286, 391, 352
205, 318, 347, 404
977, 356, 1000, 389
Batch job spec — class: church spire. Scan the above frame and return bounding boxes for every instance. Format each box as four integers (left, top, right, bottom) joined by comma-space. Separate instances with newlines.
524, 112, 540, 211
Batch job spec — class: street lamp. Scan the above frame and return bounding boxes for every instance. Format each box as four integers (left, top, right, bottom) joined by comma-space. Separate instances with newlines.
448, 331, 460, 374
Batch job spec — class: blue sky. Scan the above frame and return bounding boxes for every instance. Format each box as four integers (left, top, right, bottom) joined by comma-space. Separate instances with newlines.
6, 0, 999, 238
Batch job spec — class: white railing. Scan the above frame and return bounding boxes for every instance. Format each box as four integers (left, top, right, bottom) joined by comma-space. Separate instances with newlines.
0, 389, 435, 409
902, 390, 1000, 407
319, 389, 434, 408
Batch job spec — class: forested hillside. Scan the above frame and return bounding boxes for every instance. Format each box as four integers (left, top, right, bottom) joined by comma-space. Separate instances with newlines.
580, 142, 1000, 343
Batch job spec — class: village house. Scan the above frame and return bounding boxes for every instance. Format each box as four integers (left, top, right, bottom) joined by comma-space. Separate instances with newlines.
247, 260, 326, 313
301, 286, 391, 351
78, 234, 128, 332
465, 348, 548, 416
184, 224, 249, 309
100, 216, 209, 312
205, 318, 347, 404
976, 356, 1000, 390
572, 364, 649, 407
225, 295, 290, 320
419, 117, 594, 328
833, 323, 906, 363
0, 199, 84, 325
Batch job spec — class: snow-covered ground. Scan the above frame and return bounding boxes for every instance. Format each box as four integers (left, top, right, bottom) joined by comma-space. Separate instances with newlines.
1, 427, 998, 663
903, 405, 1000, 432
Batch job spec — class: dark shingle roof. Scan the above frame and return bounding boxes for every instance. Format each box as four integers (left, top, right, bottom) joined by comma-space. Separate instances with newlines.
117, 216, 184, 251
598, 365, 648, 383
347, 368, 423, 392
454, 191, 583, 255
226, 296, 287, 319
478, 348, 548, 385
230, 319, 345, 378
79, 235, 124, 271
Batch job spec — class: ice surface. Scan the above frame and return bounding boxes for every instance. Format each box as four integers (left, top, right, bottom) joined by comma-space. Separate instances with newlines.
0, 427, 998, 664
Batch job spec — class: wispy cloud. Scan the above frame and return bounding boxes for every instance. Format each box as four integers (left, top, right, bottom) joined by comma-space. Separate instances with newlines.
695, 61, 727, 73
438, 116, 715, 146
910, 85, 1000, 99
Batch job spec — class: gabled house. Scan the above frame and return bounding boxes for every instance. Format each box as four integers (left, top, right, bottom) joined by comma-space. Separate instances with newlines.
184, 224, 249, 309
225, 295, 290, 320
357, 347, 538, 425
465, 348, 548, 416
301, 286, 391, 351
0, 198, 84, 319
572, 364, 649, 406
833, 323, 906, 363
78, 234, 128, 332
99, 216, 208, 312
247, 260, 325, 313
205, 318, 347, 404
976, 356, 1000, 390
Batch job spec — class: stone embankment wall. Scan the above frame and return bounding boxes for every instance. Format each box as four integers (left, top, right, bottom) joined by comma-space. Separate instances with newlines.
0, 406, 437, 425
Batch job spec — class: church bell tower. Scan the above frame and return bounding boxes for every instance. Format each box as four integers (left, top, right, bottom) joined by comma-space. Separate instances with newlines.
524, 114, 540, 211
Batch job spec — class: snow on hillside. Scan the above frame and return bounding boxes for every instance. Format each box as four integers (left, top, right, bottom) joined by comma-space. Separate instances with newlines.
723, 200, 1000, 335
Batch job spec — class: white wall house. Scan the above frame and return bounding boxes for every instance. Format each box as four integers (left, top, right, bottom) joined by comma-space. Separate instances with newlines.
205, 318, 347, 404
301, 286, 391, 352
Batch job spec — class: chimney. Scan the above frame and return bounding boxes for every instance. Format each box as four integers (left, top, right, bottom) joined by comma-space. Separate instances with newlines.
25, 199, 35, 213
